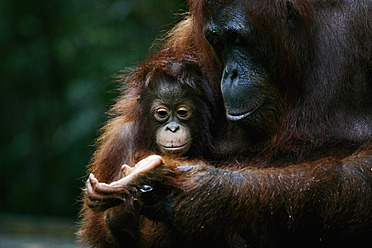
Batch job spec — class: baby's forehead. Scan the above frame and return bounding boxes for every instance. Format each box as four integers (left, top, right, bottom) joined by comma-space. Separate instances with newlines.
152, 79, 190, 100
157, 80, 181, 93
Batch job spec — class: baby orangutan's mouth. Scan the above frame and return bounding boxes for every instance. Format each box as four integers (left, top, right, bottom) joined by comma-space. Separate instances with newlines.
160, 142, 190, 155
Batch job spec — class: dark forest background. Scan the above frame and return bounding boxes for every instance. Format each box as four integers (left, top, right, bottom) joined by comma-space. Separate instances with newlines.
0, 0, 185, 219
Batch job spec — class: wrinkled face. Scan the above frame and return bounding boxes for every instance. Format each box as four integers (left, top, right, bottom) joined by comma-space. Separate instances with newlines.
149, 81, 195, 155
203, 1, 277, 129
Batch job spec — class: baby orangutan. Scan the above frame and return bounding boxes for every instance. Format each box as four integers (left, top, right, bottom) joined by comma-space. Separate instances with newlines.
84, 63, 226, 247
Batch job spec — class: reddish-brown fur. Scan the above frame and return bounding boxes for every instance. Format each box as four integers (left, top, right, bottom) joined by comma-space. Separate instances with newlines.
78, 0, 371, 247
77, 42, 221, 247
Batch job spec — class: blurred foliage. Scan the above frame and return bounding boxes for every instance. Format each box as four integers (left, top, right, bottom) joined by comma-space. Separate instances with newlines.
0, 0, 185, 217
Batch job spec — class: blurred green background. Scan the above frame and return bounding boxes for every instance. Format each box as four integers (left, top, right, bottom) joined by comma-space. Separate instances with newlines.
0, 0, 185, 221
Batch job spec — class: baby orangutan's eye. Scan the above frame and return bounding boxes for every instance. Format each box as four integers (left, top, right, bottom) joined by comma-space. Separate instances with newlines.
155, 107, 170, 121
176, 106, 191, 120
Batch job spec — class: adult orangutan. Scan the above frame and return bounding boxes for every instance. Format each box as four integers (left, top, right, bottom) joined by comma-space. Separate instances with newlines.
78, 0, 372, 247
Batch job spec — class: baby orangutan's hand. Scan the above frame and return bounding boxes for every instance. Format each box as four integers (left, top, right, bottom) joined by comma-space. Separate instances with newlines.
85, 155, 163, 211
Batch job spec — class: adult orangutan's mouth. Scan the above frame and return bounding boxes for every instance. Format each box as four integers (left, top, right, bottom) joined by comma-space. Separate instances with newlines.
226, 103, 263, 121
225, 102, 262, 121
226, 110, 255, 121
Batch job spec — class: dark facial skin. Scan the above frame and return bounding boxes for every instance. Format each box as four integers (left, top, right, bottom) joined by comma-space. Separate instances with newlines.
149, 80, 195, 156
203, 2, 277, 129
